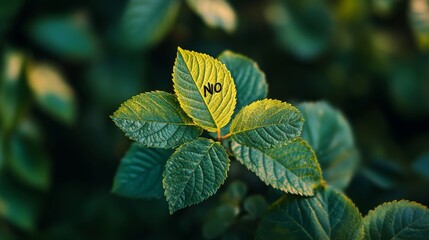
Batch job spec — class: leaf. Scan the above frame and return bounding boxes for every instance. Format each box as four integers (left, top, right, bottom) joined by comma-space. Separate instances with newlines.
220, 180, 248, 205
9, 124, 51, 191
231, 138, 322, 196
412, 153, 429, 181
216, 50, 268, 136
112, 143, 172, 199
265, 0, 333, 59
243, 195, 268, 219
112, 91, 203, 148
173, 47, 237, 132
409, 0, 429, 51
230, 99, 303, 149
298, 101, 359, 190
203, 203, 239, 239
0, 49, 26, 132
28, 17, 97, 60
121, 0, 181, 50
0, 174, 42, 231
163, 138, 230, 214
186, 0, 237, 33
364, 200, 429, 240
256, 187, 364, 240
26, 62, 76, 125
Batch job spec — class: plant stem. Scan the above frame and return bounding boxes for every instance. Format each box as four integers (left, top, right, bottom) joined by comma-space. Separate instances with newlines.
220, 133, 231, 140
217, 129, 221, 141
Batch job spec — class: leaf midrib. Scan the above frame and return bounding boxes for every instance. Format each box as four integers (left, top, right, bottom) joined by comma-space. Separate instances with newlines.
178, 49, 219, 130
112, 116, 198, 126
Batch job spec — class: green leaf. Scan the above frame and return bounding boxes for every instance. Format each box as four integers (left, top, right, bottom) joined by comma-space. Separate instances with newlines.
121, 0, 181, 50
112, 143, 172, 199
9, 121, 51, 190
216, 50, 268, 136
231, 138, 322, 196
412, 153, 429, 181
173, 47, 237, 132
409, 0, 429, 51
265, 0, 333, 59
243, 195, 268, 219
298, 101, 359, 190
230, 99, 303, 149
203, 203, 239, 239
163, 138, 230, 214
0, 49, 26, 132
256, 187, 364, 240
28, 17, 97, 60
364, 200, 429, 240
0, 174, 42, 231
220, 180, 248, 205
186, 0, 237, 33
112, 91, 203, 149
27, 62, 76, 125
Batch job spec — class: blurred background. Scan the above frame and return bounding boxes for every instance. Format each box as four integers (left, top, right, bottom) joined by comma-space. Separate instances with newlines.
0, 0, 429, 239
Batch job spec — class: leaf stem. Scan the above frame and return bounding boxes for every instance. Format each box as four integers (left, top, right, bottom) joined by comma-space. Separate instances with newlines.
220, 133, 231, 141
217, 129, 221, 141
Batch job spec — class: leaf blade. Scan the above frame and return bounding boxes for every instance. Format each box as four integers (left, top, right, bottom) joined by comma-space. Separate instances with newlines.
112, 143, 171, 199
163, 138, 230, 214
256, 187, 364, 240
173, 47, 237, 132
364, 200, 429, 240
230, 99, 303, 149
112, 91, 203, 149
121, 0, 181, 50
231, 138, 322, 196
298, 101, 359, 190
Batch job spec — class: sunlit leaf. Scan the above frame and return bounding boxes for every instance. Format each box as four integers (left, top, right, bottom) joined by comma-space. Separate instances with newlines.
163, 138, 230, 214
173, 47, 237, 132
0, 49, 26, 132
27, 62, 76, 124
186, 0, 237, 33
230, 99, 303, 149
256, 187, 364, 240
28, 16, 97, 60
112, 91, 203, 148
364, 200, 429, 240
409, 0, 429, 51
298, 101, 359, 190
112, 143, 172, 199
121, 0, 181, 50
231, 138, 322, 196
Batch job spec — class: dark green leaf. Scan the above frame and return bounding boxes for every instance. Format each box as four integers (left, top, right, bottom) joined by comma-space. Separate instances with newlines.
298, 101, 359, 190
121, 0, 181, 50
112, 143, 172, 199
364, 200, 429, 240
112, 91, 203, 149
163, 138, 230, 214
231, 138, 322, 196
220, 180, 248, 205
412, 153, 429, 181
243, 195, 268, 219
256, 187, 364, 240
203, 203, 239, 239
28, 17, 97, 60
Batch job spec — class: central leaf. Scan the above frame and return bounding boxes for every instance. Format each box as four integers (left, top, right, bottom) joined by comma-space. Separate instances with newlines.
173, 47, 237, 132
163, 138, 230, 214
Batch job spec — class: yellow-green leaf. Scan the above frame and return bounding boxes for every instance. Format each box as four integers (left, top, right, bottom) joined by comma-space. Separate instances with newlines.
230, 99, 303, 149
173, 47, 237, 132
186, 0, 237, 33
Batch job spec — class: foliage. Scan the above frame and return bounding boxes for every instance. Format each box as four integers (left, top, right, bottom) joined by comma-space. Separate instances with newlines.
111, 48, 429, 239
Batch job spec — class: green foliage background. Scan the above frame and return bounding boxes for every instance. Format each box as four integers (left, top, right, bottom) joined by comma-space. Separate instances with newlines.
1, 0, 429, 239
